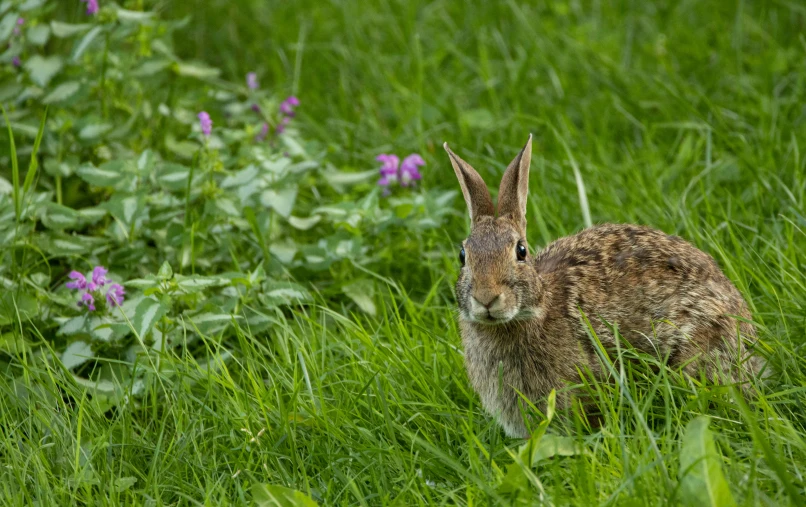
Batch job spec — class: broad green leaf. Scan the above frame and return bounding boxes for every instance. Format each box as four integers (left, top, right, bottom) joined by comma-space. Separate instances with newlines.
131, 297, 169, 340
79, 123, 112, 140
26, 24, 49, 45
42, 80, 81, 104
0, 332, 30, 355
0, 12, 19, 40
50, 20, 92, 38
175, 61, 221, 79
116, 8, 154, 23
174, 275, 226, 294
287, 215, 321, 230
499, 434, 584, 494
76, 161, 124, 188
260, 187, 297, 218
252, 483, 318, 507
125, 278, 159, 290
58, 315, 88, 336
269, 241, 297, 264
679, 416, 737, 507
101, 194, 143, 227
157, 163, 191, 191
42, 234, 106, 256
113, 477, 137, 492
343, 280, 376, 316
61, 341, 94, 370
133, 59, 172, 77
41, 202, 79, 230
157, 261, 173, 280
322, 168, 377, 187
263, 281, 311, 305
25, 55, 63, 87
72, 25, 103, 61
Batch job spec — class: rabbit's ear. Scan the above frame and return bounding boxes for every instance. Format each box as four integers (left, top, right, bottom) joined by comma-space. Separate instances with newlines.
444, 143, 494, 223
497, 134, 533, 231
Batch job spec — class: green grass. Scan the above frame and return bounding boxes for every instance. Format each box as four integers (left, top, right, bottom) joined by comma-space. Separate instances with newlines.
2, 0, 806, 504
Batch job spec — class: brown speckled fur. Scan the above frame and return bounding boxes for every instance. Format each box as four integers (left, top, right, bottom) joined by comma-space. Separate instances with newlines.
446, 136, 765, 438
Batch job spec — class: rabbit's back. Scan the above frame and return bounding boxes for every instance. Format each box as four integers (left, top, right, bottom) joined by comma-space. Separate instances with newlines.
536, 223, 760, 378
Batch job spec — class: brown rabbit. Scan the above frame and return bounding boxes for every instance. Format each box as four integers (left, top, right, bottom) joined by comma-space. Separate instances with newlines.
445, 135, 765, 438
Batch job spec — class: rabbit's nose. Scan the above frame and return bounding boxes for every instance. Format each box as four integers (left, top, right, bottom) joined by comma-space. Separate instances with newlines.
473, 293, 501, 309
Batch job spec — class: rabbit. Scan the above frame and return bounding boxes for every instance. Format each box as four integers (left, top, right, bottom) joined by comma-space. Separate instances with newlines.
444, 134, 766, 438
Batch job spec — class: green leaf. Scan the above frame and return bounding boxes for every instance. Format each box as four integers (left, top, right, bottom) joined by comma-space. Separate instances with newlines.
24, 55, 63, 87
101, 194, 143, 227
343, 280, 376, 316
116, 8, 154, 23
287, 215, 321, 230
27, 24, 50, 46
175, 61, 221, 79
113, 477, 137, 492
252, 483, 318, 507
41, 233, 106, 256
76, 162, 124, 188
263, 281, 311, 306
131, 297, 169, 340
61, 341, 94, 370
133, 59, 172, 77
79, 122, 112, 140
260, 187, 297, 218
58, 315, 88, 336
41, 202, 79, 230
322, 168, 377, 187
157, 163, 191, 191
174, 275, 226, 294
460, 108, 495, 129
157, 261, 173, 281
72, 25, 103, 61
50, 21, 92, 38
679, 416, 737, 507
42, 81, 81, 104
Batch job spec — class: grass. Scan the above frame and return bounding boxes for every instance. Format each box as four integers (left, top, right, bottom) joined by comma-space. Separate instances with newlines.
2, 0, 806, 504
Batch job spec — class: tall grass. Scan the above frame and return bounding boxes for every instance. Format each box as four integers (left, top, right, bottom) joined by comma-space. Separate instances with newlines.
2, 0, 805, 504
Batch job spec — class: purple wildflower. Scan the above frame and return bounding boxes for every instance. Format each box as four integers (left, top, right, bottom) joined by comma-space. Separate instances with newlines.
66, 271, 88, 290
399, 154, 425, 186
81, 292, 96, 312
13, 18, 23, 36
255, 122, 269, 142
247, 72, 259, 90
12, 56, 21, 67
276, 116, 291, 134
92, 266, 108, 287
376, 154, 400, 187
251, 103, 261, 113
106, 283, 125, 307
279, 96, 300, 117
81, 0, 99, 15
198, 111, 212, 137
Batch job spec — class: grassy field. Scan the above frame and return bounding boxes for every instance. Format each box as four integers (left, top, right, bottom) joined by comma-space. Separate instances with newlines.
2, 0, 806, 504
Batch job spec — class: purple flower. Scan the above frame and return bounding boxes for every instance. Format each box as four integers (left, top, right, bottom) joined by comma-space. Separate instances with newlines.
13, 18, 23, 35
376, 154, 399, 187
279, 96, 299, 117
92, 266, 108, 287
198, 111, 212, 137
251, 103, 261, 113
399, 154, 425, 186
106, 283, 125, 307
66, 271, 88, 290
255, 122, 269, 142
12, 56, 21, 67
81, 0, 99, 15
81, 292, 96, 312
276, 116, 291, 134
247, 72, 259, 90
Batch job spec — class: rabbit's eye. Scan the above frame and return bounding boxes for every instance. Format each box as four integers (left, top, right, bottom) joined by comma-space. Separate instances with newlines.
459, 247, 466, 266
516, 242, 527, 261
